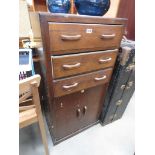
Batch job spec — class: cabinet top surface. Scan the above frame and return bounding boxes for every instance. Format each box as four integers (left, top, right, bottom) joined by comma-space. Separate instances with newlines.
39, 12, 127, 25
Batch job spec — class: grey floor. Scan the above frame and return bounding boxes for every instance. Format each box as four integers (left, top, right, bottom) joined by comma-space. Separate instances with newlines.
19, 93, 135, 155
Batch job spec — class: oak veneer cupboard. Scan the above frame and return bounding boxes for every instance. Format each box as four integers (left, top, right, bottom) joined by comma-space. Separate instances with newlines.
38, 13, 126, 144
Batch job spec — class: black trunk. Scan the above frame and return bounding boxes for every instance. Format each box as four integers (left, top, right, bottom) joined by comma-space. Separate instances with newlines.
100, 39, 135, 125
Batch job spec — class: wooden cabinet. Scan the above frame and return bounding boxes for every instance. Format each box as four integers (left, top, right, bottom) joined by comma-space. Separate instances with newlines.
38, 13, 126, 144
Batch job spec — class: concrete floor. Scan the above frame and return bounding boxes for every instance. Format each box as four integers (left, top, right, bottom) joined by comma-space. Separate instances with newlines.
19, 93, 135, 155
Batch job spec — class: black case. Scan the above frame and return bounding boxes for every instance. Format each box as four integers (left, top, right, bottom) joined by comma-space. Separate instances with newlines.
100, 39, 135, 125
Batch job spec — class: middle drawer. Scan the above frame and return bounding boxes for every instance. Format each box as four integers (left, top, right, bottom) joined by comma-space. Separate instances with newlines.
52, 49, 118, 79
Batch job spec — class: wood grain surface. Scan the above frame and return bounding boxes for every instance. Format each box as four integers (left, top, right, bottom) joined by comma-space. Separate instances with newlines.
49, 23, 124, 54
52, 49, 118, 79
53, 68, 113, 97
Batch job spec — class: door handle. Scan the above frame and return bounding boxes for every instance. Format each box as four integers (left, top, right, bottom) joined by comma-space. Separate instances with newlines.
94, 75, 107, 81
76, 108, 81, 118
62, 82, 78, 90
99, 57, 112, 64
61, 34, 81, 41
83, 106, 87, 115
62, 63, 81, 70
100, 34, 115, 39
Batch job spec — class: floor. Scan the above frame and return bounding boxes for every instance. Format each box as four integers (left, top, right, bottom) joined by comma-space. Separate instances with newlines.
19, 93, 135, 155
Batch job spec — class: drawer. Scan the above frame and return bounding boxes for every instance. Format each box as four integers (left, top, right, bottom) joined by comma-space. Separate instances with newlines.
48, 23, 124, 55
53, 68, 113, 97
52, 49, 118, 79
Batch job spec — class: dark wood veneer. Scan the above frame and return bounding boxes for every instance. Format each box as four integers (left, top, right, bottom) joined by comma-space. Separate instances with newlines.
40, 12, 127, 25
52, 49, 117, 79
38, 13, 126, 144
53, 85, 107, 141
48, 23, 123, 54
53, 68, 112, 97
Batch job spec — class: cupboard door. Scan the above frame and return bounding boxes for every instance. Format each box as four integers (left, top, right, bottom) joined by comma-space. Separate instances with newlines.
53, 91, 83, 141
53, 84, 107, 141
79, 85, 107, 128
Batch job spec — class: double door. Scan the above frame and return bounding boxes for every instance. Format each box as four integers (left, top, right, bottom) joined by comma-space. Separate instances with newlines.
52, 85, 107, 142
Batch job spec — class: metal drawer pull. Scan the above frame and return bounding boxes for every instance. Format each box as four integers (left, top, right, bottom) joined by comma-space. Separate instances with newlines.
94, 75, 107, 81
126, 86, 130, 90
99, 57, 112, 63
76, 108, 81, 118
101, 34, 116, 39
63, 63, 81, 70
120, 85, 126, 90
61, 34, 81, 41
83, 106, 87, 115
128, 81, 134, 87
62, 82, 78, 89
126, 81, 134, 90
116, 100, 123, 106
126, 64, 135, 72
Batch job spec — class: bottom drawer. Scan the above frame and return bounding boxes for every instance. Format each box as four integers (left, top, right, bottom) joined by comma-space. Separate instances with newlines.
53, 68, 113, 97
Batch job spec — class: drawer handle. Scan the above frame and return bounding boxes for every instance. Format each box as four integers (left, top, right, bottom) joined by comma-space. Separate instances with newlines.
62, 63, 81, 70
76, 108, 81, 118
62, 82, 78, 89
99, 57, 112, 63
120, 84, 126, 90
83, 106, 87, 115
61, 34, 81, 41
94, 75, 107, 81
101, 34, 116, 39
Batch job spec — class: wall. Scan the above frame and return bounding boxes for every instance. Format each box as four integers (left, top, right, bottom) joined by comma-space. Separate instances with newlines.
19, 0, 31, 38
104, 0, 120, 18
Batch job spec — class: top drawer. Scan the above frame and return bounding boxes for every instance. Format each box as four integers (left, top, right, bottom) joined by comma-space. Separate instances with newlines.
48, 23, 124, 55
